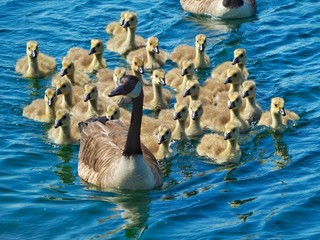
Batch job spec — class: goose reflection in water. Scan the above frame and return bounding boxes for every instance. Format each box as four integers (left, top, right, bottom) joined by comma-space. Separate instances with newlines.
53, 145, 76, 185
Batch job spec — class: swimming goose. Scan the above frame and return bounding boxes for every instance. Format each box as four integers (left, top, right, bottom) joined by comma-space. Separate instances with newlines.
67, 39, 107, 74
241, 80, 262, 125
180, 0, 257, 19
126, 36, 168, 69
258, 97, 299, 129
16, 41, 56, 78
51, 57, 90, 87
166, 61, 197, 92
72, 84, 106, 120
107, 12, 146, 55
48, 109, 79, 145
210, 48, 249, 83
186, 100, 204, 137
171, 34, 210, 69
105, 11, 128, 36
78, 75, 162, 190
197, 123, 241, 165
141, 126, 173, 161
55, 78, 84, 110
143, 69, 171, 112
23, 88, 57, 123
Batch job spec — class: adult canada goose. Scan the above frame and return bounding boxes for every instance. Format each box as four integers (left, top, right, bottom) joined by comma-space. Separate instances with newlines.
141, 126, 173, 161
51, 57, 90, 87
143, 69, 171, 112
55, 78, 84, 110
23, 88, 57, 123
258, 97, 299, 129
241, 80, 262, 125
126, 36, 168, 69
72, 84, 106, 120
186, 100, 204, 137
78, 75, 162, 190
67, 39, 107, 73
107, 12, 146, 55
16, 40, 56, 78
171, 34, 210, 69
48, 109, 80, 145
210, 48, 249, 82
166, 61, 197, 92
197, 123, 241, 165
105, 11, 128, 36
180, 0, 257, 19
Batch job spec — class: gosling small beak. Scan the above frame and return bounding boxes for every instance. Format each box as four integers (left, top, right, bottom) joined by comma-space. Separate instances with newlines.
158, 135, 165, 145
183, 89, 191, 97
224, 77, 232, 84
88, 47, 96, 55
199, 44, 205, 52
122, 21, 130, 28
159, 77, 166, 86
224, 132, 231, 140
139, 66, 144, 74
120, 19, 125, 26
84, 93, 91, 102
181, 68, 188, 76
228, 101, 235, 109
54, 120, 63, 128
107, 115, 114, 120
242, 90, 249, 98
173, 112, 181, 120
153, 46, 160, 54
31, 50, 37, 58
192, 112, 198, 120
61, 68, 68, 76
48, 98, 54, 107
232, 57, 240, 65
55, 88, 62, 95
279, 108, 286, 116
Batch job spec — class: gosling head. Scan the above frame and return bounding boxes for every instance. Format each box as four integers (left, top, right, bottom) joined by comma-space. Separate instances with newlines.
228, 92, 242, 110
88, 39, 104, 55
271, 97, 286, 116
54, 109, 70, 128
60, 57, 74, 77
113, 67, 126, 86
189, 100, 203, 120
106, 104, 120, 120
83, 83, 98, 102
242, 80, 256, 98
119, 11, 129, 26
232, 48, 247, 65
108, 75, 142, 98
146, 36, 160, 54
55, 79, 72, 96
173, 103, 189, 121
122, 12, 138, 29
26, 41, 39, 58
152, 69, 166, 86
224, 123, 240, 141
181, 61, 195, 76
44, 88, 57, 107
195, 34, 207, 52
224, 67, 243, 85
183, 80, 200, 98
155, 126, 171, 145
131, 57, 144, 74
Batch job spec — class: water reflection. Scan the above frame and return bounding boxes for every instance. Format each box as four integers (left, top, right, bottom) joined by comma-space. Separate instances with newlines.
271, 130, 291, 169
53, 145, 76, 185
91, 190, 151, 239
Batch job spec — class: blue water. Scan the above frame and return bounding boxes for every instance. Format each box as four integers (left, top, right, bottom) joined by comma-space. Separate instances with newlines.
1, 0, 320, 239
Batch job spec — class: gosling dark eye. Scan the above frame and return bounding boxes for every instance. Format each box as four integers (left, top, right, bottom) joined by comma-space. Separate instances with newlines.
274, 104, 278, 107
91, 89, 95, 93
68, 65, 72, 69
234, 74, 237, 77
63, 116, 67, 120
97, 43, 101, 47
114, 111, 118, 114
131, 18, 134, 21
62, 84, 66, 88
233, 129, 236, 132
155, 75, 158, 78
250, 87, 253, 91
189, 66, 191, 69
28, 47, 30, 50
192, 86, 196, 89
236, 99, 239, 102
204, 40, 206, 43
240, 54, 243, 58
166, 131, 169, 135
182, 109, 185, 112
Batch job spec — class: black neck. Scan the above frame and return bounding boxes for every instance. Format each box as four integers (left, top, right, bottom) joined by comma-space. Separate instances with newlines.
123, 90, 143, 156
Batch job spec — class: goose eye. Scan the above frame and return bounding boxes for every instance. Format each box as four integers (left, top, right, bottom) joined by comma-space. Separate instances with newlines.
62, 84, 66, 88
28, 47, 30, 50
274, 104, 278, 107
91, 89, 95, 93
236, 98, 239, 102
155, 75, 158, 78
234, 74, 237, 77
166, 131, 169, 135
250, 87, 253, 91
204, 39, 206, 43
192, 86, 196, 89
134, 62, 137, 65
131, 18, 134, 21
68, 65, 72, 69
233, 129, 236, 132
97, 43, 101, 47
182, 109, 185, 112
63, 116, 67, 120
189, 66, 191, 69
240, 54, 243, 58
114, 111, 118, 114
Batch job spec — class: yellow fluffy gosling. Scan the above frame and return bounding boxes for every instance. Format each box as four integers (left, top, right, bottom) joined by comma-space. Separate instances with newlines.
107, 12, 146, 55
197, 123, 241, 165
105, 11, 128, 35
16, 41, 56, 78
55, 78, 84, 110
258, 97, 299, 129
23, 88, 57, 123
186, 100, 204, 137
171, 34, 210, 69
126, 36, 168, 69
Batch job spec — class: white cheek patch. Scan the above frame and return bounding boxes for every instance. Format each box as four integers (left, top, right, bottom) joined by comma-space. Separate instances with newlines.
127, 82, 142, 98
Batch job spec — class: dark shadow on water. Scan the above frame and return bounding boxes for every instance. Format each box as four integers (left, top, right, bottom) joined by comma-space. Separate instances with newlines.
53, 145, 76, 185
271, 130, 291, 169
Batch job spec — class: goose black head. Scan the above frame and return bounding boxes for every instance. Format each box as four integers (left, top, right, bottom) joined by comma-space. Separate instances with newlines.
108, 75, 142, 98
